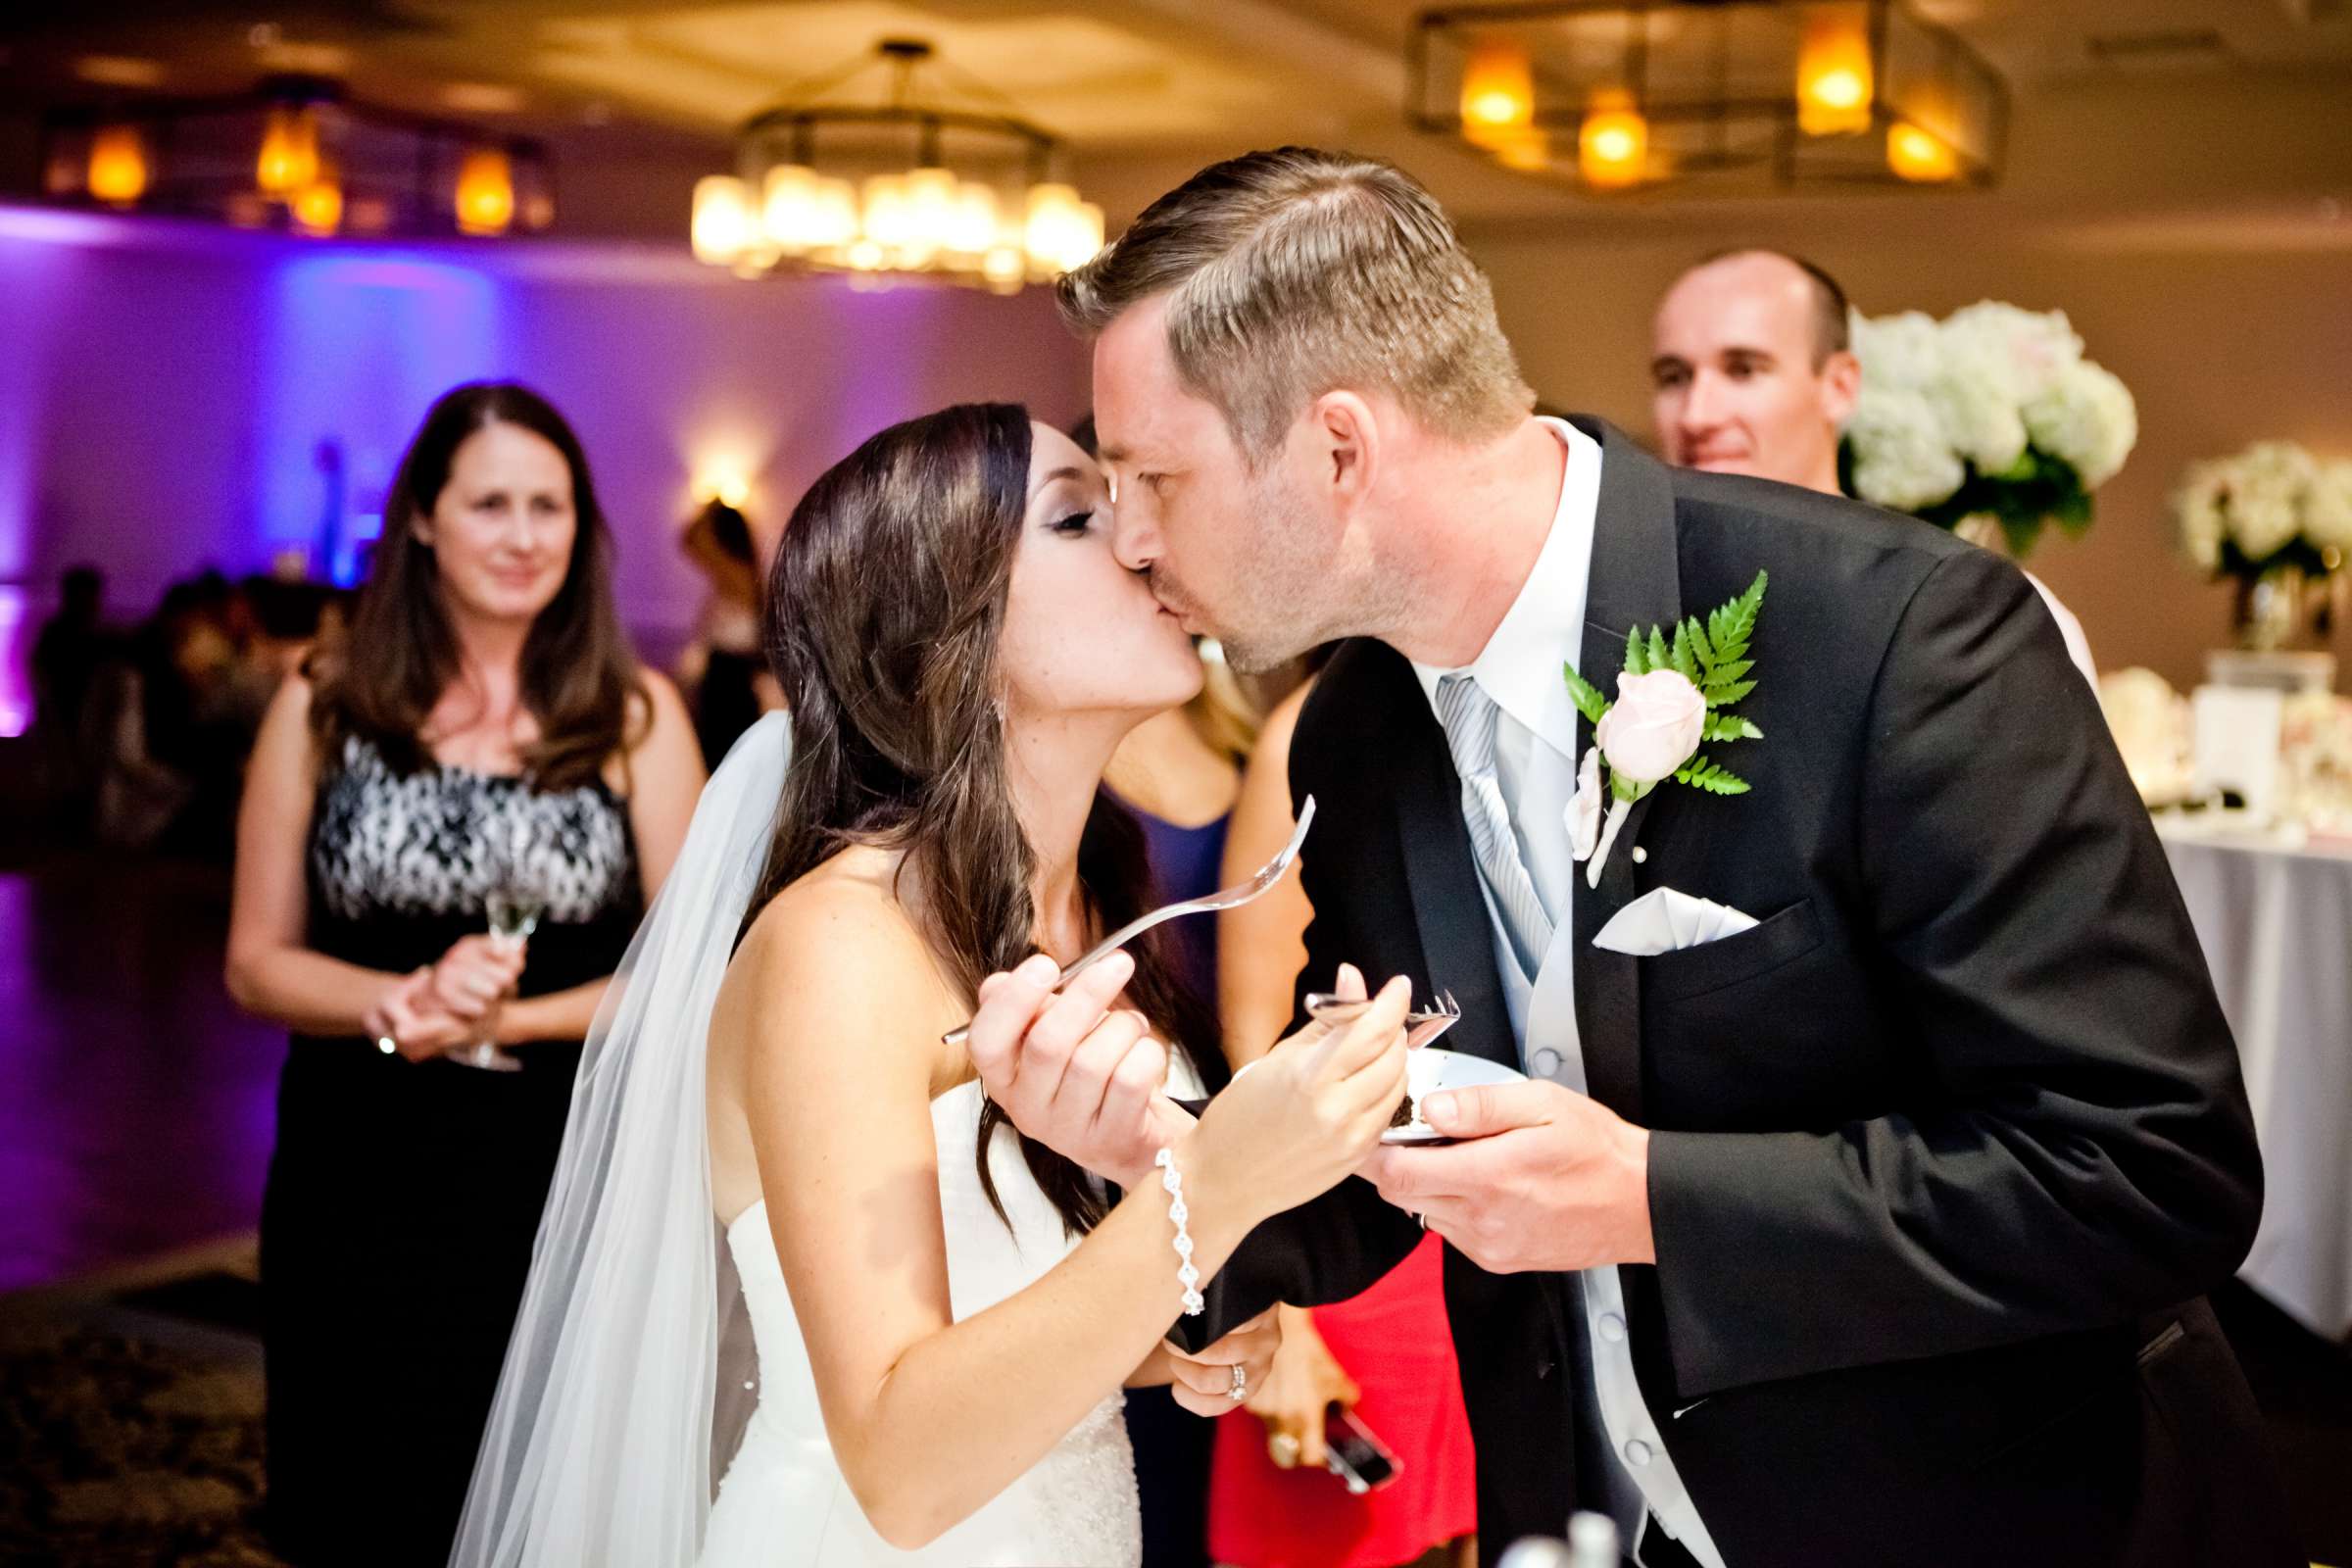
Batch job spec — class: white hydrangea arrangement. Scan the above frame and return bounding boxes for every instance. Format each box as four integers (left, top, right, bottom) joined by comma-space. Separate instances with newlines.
2170, 440, 2352, 581
1842, 301, 2138, 558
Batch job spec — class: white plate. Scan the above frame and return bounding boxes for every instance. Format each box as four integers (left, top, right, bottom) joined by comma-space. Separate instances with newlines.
1382, 1048, 1528, 1144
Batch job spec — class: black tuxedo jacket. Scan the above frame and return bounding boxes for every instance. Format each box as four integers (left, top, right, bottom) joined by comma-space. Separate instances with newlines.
1188, 420, 2295, 1567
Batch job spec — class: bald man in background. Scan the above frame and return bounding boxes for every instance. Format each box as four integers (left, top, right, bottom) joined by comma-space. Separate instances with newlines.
1651, 250, 2096, 681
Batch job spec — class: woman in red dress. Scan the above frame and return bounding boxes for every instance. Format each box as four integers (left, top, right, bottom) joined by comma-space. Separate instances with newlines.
1210, 678, 1478, 1568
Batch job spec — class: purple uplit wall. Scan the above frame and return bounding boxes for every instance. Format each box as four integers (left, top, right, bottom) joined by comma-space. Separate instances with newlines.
0, 205, 1089, 699
0, 590, 27, 736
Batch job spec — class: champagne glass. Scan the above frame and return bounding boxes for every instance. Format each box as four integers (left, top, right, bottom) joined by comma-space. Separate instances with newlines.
451, 814, 536, 1072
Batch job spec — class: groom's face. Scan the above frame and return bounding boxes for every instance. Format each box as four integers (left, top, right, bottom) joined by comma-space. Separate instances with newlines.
1091, 298, 1334, 673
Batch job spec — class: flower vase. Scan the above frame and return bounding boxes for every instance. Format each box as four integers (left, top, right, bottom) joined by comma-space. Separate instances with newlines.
1954, 514, 2004, 554
2234, 564, 2308, 652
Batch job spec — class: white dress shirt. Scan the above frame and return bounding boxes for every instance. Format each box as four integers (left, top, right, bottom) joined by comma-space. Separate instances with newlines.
1410, 418, 1728, 1568
2023, 570, 2098, 685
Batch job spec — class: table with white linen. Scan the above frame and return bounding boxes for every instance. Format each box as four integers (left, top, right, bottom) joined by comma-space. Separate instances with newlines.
2158, 822, 2352, 1342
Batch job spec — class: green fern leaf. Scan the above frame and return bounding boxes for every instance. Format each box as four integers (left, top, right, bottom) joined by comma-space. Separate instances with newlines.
1703, 572, 1768, 666
1685, 615, 1717, 673
1647, 626, 1672, 673
1701, 713, 1763, 743
1669, 621, 1701, 682
1706, 607, 1739, 662
1563, 662, 1610, 727
1623, 629, 1650, 676
1673, 757, 1752, 795
1718, 572, 1768, 652
1708, 679, 1758, 707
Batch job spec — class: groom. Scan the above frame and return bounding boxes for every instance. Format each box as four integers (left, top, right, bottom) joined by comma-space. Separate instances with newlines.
966, 148, 2293, 1567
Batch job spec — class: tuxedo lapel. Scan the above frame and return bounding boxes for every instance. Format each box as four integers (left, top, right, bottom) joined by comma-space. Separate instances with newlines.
1570, 419, 1683, 1124
1377, 656, 1517, 1071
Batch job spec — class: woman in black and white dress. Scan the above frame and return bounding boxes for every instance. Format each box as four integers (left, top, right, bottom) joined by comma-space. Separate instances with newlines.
224, 382, 703, 1567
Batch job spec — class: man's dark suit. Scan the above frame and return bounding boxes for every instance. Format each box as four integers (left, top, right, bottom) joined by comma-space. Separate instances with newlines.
1190, 419, 2296, 1567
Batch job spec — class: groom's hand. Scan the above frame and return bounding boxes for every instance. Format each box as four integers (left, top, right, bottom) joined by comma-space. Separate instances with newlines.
1362, 1080, 1655, 1274
964, 951, 1195, 1191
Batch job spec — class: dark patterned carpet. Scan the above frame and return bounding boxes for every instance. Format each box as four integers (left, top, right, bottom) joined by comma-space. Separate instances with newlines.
0, 1268, 281, 1568
0, 1261, 2342, 1567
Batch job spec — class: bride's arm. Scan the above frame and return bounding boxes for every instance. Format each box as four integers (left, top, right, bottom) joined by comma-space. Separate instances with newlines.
719, 879, 1405, 1551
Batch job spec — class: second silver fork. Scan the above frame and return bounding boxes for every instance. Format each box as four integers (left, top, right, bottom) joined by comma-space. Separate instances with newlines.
1302, 988, 1462, 1049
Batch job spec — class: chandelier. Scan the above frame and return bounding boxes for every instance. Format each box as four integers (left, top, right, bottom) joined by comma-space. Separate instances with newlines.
1410, 1, 2006, 194
37, 74, 554, 239
690, 38, 1104, 292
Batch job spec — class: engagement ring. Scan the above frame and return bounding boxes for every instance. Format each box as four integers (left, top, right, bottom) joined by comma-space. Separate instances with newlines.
1228, 1364, 1248, 1401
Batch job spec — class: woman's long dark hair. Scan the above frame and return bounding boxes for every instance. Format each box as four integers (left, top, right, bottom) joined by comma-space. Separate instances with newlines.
748, 403, 1226, 1235
309, 381, 644, 791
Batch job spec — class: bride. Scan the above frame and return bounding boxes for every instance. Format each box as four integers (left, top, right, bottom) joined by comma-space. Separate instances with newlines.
450, 403, 1413, 1567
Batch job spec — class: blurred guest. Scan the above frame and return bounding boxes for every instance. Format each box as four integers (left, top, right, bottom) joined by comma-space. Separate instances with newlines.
1104, 668, 1252, 1006
224, 381, 703, 1567
31, 564, 109, 739
1650, 249, 2096, 680
217, 572, 320, 744
91, 575, 245, 856
242, 571, 330, 675
1208, 659, 1479, 1568
28, 564, 113, 829
1650, 250, 1859, 496
313, 436, 349, 582
676, 498, 772, 767
313, 589, 352, 659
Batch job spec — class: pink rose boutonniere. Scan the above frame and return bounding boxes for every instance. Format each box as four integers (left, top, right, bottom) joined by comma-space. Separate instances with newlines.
1567, 571, 1769, 887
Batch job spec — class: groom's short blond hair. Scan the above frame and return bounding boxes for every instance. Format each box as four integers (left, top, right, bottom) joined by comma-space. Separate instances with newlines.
1056, 147, 1533, 466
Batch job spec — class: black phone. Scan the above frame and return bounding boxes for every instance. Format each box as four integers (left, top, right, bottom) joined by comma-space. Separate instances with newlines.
1323, 1402, 1402, 1494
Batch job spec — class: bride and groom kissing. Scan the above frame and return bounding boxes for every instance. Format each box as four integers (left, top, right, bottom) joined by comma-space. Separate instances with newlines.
452, 149, 2295, 1568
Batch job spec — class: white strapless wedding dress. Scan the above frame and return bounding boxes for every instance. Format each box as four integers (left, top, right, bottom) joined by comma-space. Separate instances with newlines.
700, 1080, 1143, 1567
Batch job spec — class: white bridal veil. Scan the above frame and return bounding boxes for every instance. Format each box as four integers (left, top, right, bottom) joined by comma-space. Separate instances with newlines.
450, 711, 791, 1566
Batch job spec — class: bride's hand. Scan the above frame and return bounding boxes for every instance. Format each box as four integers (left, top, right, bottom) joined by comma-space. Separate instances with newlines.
1163, 1308, 1284, 1418
964, 951, 1195, 1190
1181, 971, 1411, 1229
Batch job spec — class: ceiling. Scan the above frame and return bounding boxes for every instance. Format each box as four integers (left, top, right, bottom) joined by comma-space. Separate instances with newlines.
3, 0, 2347, 243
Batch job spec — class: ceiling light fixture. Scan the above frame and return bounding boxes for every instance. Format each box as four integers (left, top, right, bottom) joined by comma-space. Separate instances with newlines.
37, 74, 555, 241
1410, 1, 2006, 194
690, 37, 1103, 292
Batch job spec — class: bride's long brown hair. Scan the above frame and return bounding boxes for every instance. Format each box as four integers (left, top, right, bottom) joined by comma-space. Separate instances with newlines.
745, 403, 1226, 1235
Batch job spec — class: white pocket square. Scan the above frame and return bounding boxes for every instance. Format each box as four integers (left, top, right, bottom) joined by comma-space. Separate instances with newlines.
1592, 886, 1759, 957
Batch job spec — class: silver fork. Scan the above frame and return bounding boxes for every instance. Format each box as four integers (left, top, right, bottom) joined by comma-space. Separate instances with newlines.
1302, 988, 1463, 1049
940, 796, 1317, 1047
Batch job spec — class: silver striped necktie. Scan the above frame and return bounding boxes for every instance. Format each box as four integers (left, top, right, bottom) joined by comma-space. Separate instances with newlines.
1435, 672, 1555, 978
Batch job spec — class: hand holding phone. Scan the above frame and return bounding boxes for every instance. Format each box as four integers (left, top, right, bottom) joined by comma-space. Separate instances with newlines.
1322, 1401, 1402, 1494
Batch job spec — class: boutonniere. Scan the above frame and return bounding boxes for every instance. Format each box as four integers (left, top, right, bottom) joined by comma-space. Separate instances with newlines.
1566, 570, 1768, 888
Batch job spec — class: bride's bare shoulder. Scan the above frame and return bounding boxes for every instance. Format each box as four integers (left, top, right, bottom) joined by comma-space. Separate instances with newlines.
715, 847, 962, 1065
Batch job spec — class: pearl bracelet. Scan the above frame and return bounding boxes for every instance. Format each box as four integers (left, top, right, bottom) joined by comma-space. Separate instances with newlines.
1154, 1148, 1204, 1316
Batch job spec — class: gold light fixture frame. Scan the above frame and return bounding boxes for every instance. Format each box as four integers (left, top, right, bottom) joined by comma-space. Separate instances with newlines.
1408, 0, 2007, 194
37, 74, 554, 239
